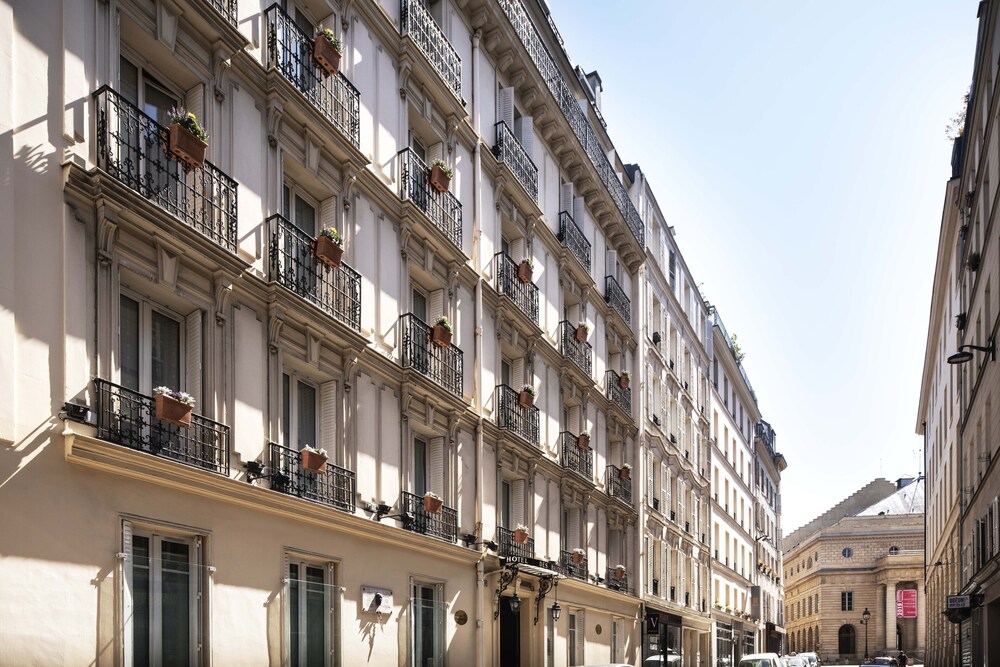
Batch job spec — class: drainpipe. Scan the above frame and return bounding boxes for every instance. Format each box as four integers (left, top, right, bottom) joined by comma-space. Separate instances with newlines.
471, 27, 485, 667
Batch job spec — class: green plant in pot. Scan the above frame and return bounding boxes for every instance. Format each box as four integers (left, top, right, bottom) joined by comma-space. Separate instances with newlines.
431, 315, 453, 348
167, 107, 208, 168
428, 159, 453, 193
313, 227, 344, 268
314, 28, 343, 76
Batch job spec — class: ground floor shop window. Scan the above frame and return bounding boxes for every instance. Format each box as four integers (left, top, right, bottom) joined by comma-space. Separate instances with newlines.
411, 581, 444, 667
716, 621, 733, 667
286, 556, 340, 666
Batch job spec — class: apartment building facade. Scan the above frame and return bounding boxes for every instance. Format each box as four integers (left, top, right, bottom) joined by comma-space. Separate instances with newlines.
752, 419, 787, 654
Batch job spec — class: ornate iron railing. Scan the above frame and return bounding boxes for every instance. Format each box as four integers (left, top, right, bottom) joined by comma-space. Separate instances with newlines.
558, 211, 591, 271
560, 431, 592, 480
94, 378, 230, 475
493, 252, 539, 324
559, 550, 588, 581
559, 321, 592, 377
206, 0, 237, 25
400, 0, 461, 98
264, 4, 360, 147
93, 87, 238, 254
267, 215, 361, 331
400, 491, 457, 543
268, 442, 355, 512
605, 369, 631, 414
496, 0, 644, 247
493, 121, 537, 202
399, 313, 463, 397
399, 148, 462, 248
496, 384, 539, 445
604, 275, 631, 327
605, 566, 629, 593
497, 526, 535, 561
605, 465, 632, 503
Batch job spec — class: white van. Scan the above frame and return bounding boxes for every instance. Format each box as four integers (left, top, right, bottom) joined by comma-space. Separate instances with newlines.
738, 654, 783, 667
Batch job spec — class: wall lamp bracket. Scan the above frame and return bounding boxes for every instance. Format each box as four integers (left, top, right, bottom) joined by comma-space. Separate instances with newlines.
947, 340, 996, 365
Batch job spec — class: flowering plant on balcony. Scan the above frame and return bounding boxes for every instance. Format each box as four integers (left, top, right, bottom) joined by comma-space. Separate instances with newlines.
571, 547, 585, 564
166, 107, 208, 168
576, 431, 590, 449
422, 491, 444, 513
517, 256, 533, 283
618, 371, 631, 389
314, 28, 343, 76
428, 159, 453, 193
153, 386, 196, 406
431, 316, 453, 348
167, 108, 208, 143
314, 227, 344, 268
300, 445, 329, 473
613, 564, 626, 578
619, 462, 633, 481
153, 386, 195, 427
513, 523, 529, 544
518, 384, 536, 408
575, 321, 590, 343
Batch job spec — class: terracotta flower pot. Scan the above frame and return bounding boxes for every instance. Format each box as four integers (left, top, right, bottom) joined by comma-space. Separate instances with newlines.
428, 165, 451, 193
155, 393, 193, 427
619, 467, 631, 481
571, 551, 584, 565
513, 529, 529, 544
431, 324, 452, 348
619, 375, 630, 390
313, 36, 342, 76
168, 123, 207, 169
300, 450, 328, 473
576, 434, 590, 449
313, 235, 344, 268
518, 390, 535, 408
575, 325, 588, 343
614, 567, 625, 579
423, 494, 443, 513
517, 261, 533, 283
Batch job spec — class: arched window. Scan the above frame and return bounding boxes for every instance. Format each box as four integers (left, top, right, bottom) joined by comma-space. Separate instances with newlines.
838, 624, 857, 656
889, 545, 900, 555
808, 626, 814, 650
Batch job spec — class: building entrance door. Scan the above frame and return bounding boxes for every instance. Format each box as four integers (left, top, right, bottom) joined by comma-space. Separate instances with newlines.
500, 597, 521, 667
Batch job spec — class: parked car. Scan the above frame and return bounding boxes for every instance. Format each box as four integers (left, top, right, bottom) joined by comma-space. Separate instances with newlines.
867, 658, 898, 666
783, 658, 806, 667
798, 652, 820, 667
737, 654, 783, 667
643, 652, 682, 665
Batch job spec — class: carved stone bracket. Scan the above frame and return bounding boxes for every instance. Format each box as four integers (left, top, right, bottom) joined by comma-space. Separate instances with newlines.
213, 272, 234, 326
268, 308, 285, 355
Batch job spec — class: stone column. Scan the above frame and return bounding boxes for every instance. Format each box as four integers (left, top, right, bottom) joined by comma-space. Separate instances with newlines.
917, 581, 926, 651
885, 581, 897, 653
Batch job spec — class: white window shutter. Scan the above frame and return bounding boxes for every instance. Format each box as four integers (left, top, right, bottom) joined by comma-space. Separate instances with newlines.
511, 479, 525, 527
661, 542, 668, 598
185, 83, 204, 126
568, 508, 581, 549
510, 237, 525, 263
319, 196, 337, 233
428, 289, 444, 324
662, 466, 670, 515
428, 142, 443, 165
645, 450, 654, 507
428, 437, 444, 498
499, 87, 514, 128
560, 182, 574, 214
185, 310, 202, 410
573, 196, 586, 232
122, 520, 135, 666
576, 609, 585, 664
320, 381, 337, 457
512, 357, 525, 389
646, 537, 654, 593
606, 249, 618, 280
568, 405, 581, 434
515, 116, 533, 162
678, 481, 685, 525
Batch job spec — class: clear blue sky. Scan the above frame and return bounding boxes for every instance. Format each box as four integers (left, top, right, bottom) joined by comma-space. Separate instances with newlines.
547, 1, 979, 533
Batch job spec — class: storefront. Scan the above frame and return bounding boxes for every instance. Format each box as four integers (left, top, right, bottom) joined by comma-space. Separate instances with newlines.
764, 622, 785, 654
644, 608, 684, 664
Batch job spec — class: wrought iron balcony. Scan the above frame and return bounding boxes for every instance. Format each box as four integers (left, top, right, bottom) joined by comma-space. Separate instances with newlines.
206, 0, 237, 25
604, 275, 631, 327
496, 0, 644, 247
400, 0, 461, 99
496, 384, 539, 445
605, 566, 629, 593
558, 211, 591, 271
268, 442, 355, 513
559, 550, 588, 581
93, 378, 230, 475
399, 148, 462, 248
93, 87, 238, 254
605, 465, 632, 503
497, 526, 534, 561
493, 252, 539, 324
267, 215, 361, 331
560, 431, 593, 480
400, 491, 457, 543
493, 121, 537, 202
605, 369, 631, 414
264, 4, 360, 147
399, 313, 464, 397
559, 321, 593, 377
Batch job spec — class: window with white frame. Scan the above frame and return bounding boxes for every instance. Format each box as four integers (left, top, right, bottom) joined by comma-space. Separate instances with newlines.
568, 609, 585, 665
122, 520, 204, 666
119, 292, 200, 402
500, 478, 526, 530
413, 436, 444, 499
411, 580, 444, 667
286, 554, 340, 666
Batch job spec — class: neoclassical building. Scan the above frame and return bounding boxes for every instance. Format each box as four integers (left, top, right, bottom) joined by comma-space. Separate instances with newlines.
783, 478, 924, 663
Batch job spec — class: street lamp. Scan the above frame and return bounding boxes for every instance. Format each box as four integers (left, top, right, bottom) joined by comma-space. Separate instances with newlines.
861, 607, 871, 661
947, 341, 995, 365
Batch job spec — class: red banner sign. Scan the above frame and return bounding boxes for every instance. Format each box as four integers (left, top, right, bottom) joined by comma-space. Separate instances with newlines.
896, 589, 917, 618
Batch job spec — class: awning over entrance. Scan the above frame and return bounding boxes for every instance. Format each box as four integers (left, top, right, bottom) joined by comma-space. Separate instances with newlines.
766, 621, 786, 634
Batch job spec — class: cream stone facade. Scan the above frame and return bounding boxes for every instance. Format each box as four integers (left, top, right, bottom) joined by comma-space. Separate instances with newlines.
752, 420, 787, 655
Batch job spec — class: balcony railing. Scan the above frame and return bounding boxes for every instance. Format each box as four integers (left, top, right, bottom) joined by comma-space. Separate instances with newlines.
560, 432, 593, 480
606, 465, 632, 503
604, 275, 631, 327
496, 384, 539, 445
497, 0, 644, 247
400, 0, 461, 98
497, 526, 535, 561
605, 370, 631, 414
559, 550, 588, 581
605, 567, 629, 593
268, 215, 361, 331
559, 321, 593, 377
399, 148, 462, 248
206, 0, 237, 25
558, 211, 591, 271
400, 491, 457, 543
94, 378, 230, 475
93, 87, 238, 254
265, 4, 360, 147
493, 252, 539, 324
493, 121, 538, 202
399, 313, 463, 397
268, 442, 355, 513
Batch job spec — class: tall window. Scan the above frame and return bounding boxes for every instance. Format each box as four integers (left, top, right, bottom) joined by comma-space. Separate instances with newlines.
411, 581, 443, 667
287, 556, 337, 666
120, 294, 187, 394
123, 521, 202, 666
841, 591, 853, 612
283, 374, 317, 451
568, 612, 578, 665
